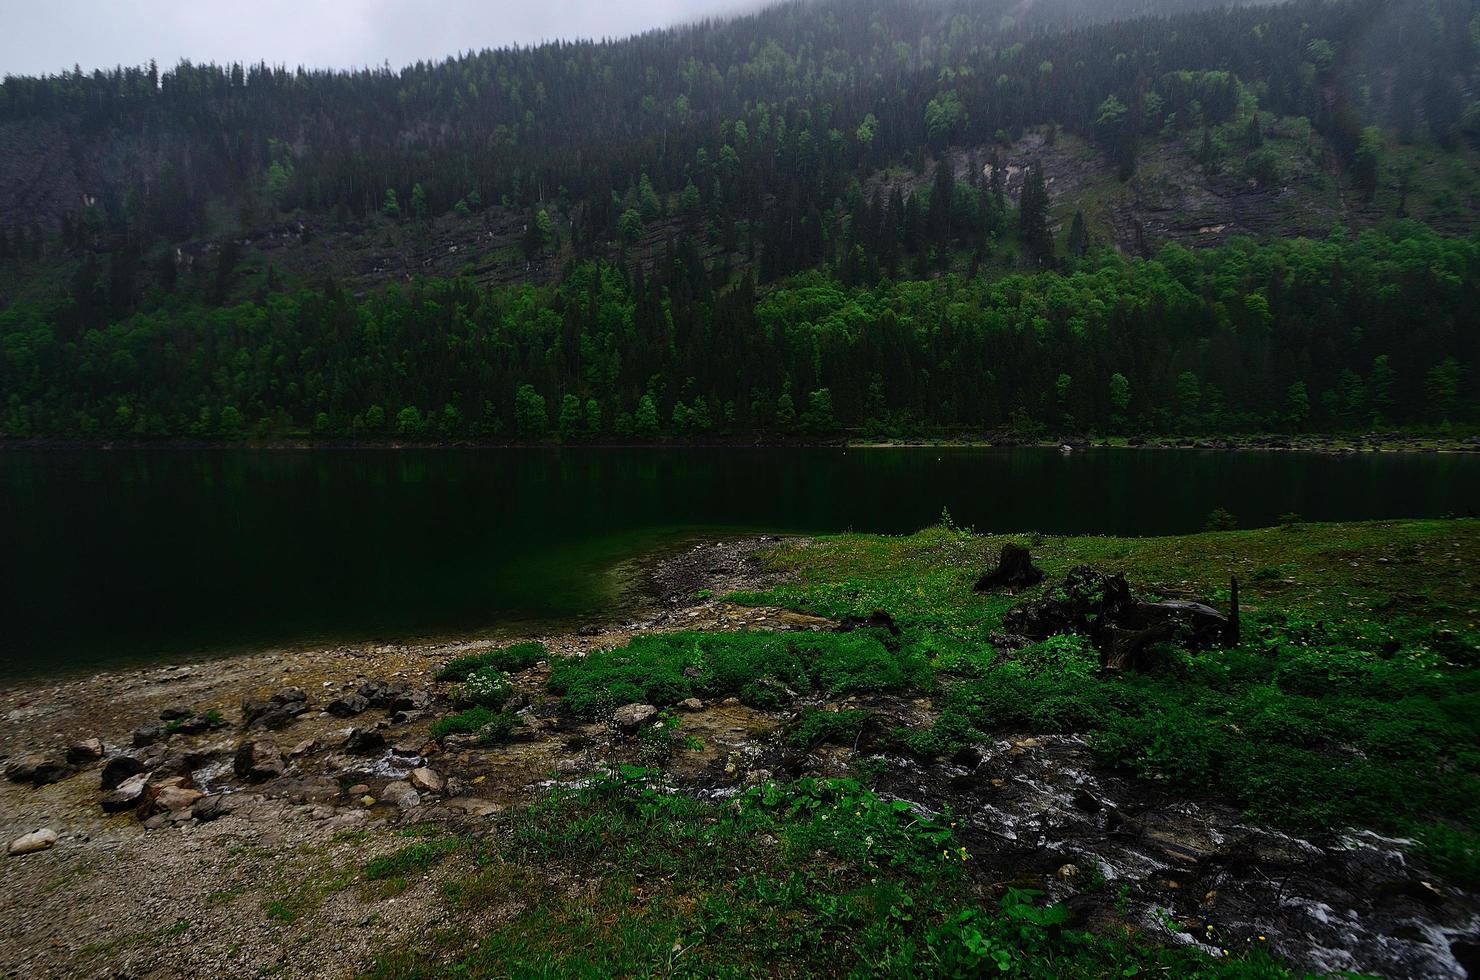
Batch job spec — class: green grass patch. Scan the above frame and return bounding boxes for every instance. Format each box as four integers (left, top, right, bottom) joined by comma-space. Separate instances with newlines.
368, 768, 1301, 977
435, 641, 547, 682
547, 630, 932, 718
429, 706, 520, 744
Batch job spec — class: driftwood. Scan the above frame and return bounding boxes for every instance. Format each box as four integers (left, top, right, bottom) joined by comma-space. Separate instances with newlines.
974, 544, 1045, 593
1000, 565, 1239, 671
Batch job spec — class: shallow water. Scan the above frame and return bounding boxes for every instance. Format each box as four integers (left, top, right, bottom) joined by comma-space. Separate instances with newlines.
4, 446, 1477, 676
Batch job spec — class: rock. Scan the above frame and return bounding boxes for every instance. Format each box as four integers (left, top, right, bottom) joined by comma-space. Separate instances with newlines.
243, 688, 310, 729
346, 783, 371, 797
5, 754, 49, 783
132, 723, 166, 748
380, 780, 421, 809
344, 728, 386, 754
612, 703, 659, 734
366, 682, 408, 709
445, 797, 502, 818
837, 608, 902, 636
159, 705, 193, 721
148, 783, 205, 816
65, 738, 105, 765
33, 758, 71, 786
7, 829, 59, 856
233, 739, 285, 781
408, 767, 443, 793
172, 715, 212, 735
101, 773, 150, 813
191, 795, 232, 822
326, 693, 371, 718
974, 544, 1046, 594
389, 690, 433, 713
677, 698, 705, 712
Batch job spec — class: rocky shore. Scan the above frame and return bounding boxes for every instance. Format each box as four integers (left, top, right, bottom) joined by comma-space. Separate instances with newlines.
0, 538, 805, 977
2, 531, 1476, 978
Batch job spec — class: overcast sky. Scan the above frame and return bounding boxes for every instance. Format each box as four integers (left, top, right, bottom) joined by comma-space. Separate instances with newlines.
0, 0, 763, 78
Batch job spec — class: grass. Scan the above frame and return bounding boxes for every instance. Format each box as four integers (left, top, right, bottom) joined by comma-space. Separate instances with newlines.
435, 641, 547, 682
429, 705, 520, 744
547, 630, 932, 719
383, 517, 1474, 973
732, 519, 1480, 879
366, 767, 1301, 978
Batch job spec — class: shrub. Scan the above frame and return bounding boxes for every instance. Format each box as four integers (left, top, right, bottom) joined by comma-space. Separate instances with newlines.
461, 668, 513, 710
431, 706, 519, 744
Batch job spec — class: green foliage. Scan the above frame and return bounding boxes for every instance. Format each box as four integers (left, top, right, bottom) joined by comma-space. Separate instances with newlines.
435, 641, 546, 681
547, 630, 932, 719
460, 667, 513, 710
787, 708, 874, 749
364, 836, 462, 881
430, 705, 520, 744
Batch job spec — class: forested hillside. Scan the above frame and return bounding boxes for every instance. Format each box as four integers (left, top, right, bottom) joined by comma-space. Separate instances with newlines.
1, 0, 1478, 439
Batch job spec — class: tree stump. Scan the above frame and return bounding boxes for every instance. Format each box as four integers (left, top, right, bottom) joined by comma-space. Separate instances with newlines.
974, 544, 1045, 593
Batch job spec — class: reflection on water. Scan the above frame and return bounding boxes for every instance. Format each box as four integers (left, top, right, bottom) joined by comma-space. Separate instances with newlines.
3, 446, 1476, 676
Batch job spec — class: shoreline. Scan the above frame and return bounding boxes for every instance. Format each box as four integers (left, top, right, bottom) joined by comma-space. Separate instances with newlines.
3, 432, 1478, 454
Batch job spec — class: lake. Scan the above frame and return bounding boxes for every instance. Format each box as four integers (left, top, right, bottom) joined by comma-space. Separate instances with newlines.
3, 446, 1477, 677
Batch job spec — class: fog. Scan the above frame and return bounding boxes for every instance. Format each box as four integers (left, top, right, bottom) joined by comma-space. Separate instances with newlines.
0, 0, 766, 77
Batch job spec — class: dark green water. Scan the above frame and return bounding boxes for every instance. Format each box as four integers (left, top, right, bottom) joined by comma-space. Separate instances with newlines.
3, 447, 1477, 678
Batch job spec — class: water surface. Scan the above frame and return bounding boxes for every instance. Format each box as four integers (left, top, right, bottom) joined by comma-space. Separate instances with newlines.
3, 447, 1476, 677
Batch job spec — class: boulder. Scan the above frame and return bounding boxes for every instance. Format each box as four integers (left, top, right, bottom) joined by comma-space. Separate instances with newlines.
242, 688, 310, 729
344, 728, 387, 754
191, 794, 233, 823
142, 779, 204, 818
7, 754, 70, 787
407, 767, 443, 794
233, 739, 285, 781
7, 828, 59, 857
390, 690, 433, 713
973, 544, 1045, 594
380, 780, 421, 809
612, 703, 659, 734
65, 738, 105, 765
172, 715, 212, 735
132, 723, 166, 748
101, 773, 150, 813
30, 759, 73, 787
5, 754, 49, 783
326, 693, 370, 718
